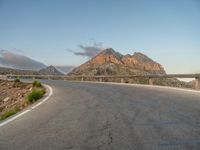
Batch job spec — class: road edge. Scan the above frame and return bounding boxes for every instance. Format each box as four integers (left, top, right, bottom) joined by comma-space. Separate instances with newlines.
0, 84, 53, 127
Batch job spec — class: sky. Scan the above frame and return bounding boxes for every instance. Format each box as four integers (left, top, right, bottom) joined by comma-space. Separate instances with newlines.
0, 0, 200, 73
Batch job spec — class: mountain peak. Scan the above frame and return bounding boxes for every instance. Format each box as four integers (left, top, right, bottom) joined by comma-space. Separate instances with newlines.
47, 65, 56, 69
134, 52, 148, 57
132, 52, 154, 63
101, 48, 115, 55
39, 65, 63, 75
100, 48, 123, 60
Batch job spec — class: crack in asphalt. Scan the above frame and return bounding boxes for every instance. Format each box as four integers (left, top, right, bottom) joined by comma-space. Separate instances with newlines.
97, 120, 111, 132
95, 121, 113, 150
96, 130, 113, 150
108, 131, 113, 145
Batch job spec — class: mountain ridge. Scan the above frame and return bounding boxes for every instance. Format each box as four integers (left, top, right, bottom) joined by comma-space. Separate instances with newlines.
69, 48, 166, 76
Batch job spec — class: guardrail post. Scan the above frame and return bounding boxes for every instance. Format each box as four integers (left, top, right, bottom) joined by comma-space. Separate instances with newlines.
195, 77, 200, 90
149, 77, 153, 85
99, 78, 102, 82
47, 75, 50, 80
121, 78, 124, 83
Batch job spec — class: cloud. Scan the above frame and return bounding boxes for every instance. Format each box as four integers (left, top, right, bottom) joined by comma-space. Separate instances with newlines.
0, 50, 46, 70
67, 41, 104, 58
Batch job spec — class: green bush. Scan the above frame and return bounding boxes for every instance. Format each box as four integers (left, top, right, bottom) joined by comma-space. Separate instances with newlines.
14, 78, 20, 83
0, 106, 20, 120
27, 88, 45, 103
32, 80, 42, 87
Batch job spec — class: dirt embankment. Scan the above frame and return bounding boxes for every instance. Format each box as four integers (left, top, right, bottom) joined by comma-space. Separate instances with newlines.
0, 80, 32, 113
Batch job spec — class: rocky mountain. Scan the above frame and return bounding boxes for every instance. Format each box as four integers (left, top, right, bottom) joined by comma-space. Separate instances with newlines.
68, 49, 194, 89
38, 65, 63, 75
69, 48, 166, 76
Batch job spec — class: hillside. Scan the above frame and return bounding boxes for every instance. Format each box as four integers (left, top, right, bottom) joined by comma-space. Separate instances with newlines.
69, 48, 166, 76
0, 80, 31, 117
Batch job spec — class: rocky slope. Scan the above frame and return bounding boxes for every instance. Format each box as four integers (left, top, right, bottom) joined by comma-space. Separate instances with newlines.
69, 48, 166, 76
0, 80, 32, 113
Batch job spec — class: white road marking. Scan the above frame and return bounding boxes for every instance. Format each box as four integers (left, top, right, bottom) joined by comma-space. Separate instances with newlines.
0, 110, 31, 127
0, 84, 53, 127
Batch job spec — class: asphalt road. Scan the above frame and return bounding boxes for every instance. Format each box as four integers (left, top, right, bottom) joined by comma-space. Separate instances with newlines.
0, 80, 200, 150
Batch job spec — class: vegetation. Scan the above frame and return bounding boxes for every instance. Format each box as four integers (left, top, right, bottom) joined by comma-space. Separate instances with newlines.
0, 106, 20, 121
27, 87, 45, 103
32, 80, 42, 87
14, 78, 20, 83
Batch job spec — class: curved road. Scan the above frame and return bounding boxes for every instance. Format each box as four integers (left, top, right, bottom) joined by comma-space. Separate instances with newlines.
1, 80, 200, 150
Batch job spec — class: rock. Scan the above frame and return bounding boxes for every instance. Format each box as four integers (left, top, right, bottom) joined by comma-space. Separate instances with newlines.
29, 87, 32, 91
3, 97, 10, 102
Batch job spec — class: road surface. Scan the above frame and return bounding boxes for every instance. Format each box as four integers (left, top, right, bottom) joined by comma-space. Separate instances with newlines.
0, 80, 200, 150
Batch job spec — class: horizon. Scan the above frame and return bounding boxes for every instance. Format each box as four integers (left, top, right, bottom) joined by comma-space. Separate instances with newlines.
0, 0, 200, 74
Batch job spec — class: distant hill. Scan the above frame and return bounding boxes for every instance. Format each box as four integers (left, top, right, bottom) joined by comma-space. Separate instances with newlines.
38, 65, 63, 75
0, 66, 38, 75
69, 48, 166, 76
0, 65, 63, 75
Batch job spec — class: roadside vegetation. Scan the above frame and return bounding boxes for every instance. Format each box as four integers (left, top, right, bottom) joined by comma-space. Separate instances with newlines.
0, 106, 20, 120
27, 86, 45, 103
32, 80, 42, 87
0, 79, 46, 121
14, 78, 20, 83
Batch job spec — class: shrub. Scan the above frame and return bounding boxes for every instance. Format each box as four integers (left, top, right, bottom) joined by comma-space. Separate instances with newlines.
14, 78, 20, 83
27, 88, 45, 103
0, 106, 20, 120
32, 80, 42, 87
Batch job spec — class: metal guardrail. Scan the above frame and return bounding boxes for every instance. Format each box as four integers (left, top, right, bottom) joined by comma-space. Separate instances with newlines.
1, 74, 200, 90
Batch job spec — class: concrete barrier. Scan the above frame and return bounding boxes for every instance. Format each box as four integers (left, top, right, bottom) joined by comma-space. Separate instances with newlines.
148, 78, 154, 85
195, 77, 200, 90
